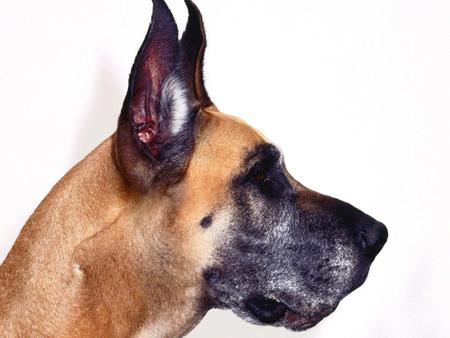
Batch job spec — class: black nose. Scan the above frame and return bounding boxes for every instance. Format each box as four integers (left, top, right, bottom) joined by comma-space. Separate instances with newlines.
357, 221, 388, 261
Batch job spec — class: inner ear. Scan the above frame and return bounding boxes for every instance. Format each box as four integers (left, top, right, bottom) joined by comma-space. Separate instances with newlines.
116, 0, 197, 191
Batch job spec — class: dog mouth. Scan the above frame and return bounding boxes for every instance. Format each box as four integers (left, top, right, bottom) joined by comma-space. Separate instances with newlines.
244, 295, 336, 331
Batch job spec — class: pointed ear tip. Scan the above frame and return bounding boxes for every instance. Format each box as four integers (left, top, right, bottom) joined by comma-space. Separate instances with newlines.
184, 0, 200, 13
152, 0, 175, 16
150, 0, 180, 34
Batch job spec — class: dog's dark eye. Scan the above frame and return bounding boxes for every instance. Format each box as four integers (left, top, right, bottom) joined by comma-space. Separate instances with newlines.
248, 163, 272, 183
254, 173, 271, 182
247, 162, 275, 193
245, 160, 293, 199
251, 169, 278, 197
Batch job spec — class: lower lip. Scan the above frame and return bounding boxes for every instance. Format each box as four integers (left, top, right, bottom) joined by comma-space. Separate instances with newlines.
285, 312, 317, 329
283, 308, 333, 331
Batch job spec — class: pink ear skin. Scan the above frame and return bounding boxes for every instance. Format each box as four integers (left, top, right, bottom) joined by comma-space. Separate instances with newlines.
115, 0, 212, 191
116, 0, 186, 190
126, 0, 179, 156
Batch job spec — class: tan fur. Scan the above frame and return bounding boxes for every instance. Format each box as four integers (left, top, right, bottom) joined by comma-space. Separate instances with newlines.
0, 107, 265, 337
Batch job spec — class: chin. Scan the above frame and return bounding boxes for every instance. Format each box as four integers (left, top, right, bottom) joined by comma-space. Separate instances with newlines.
229, 295, 339, 332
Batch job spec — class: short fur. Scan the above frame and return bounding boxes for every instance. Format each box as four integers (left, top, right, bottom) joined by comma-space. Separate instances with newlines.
0, 0, 387, 337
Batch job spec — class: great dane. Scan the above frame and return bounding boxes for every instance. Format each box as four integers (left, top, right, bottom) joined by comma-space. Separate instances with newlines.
0, 0, 388, 337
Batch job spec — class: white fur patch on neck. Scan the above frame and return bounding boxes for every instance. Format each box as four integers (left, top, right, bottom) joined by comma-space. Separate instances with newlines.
162, 74, 191, 136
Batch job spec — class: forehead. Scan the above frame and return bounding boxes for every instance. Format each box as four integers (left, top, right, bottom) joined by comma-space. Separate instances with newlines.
189, 109, 268, 178
181, 109, 268, 206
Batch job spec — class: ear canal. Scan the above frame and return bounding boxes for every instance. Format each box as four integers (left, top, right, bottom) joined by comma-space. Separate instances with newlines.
180, 0, 213, 109
116, 0, 197, 191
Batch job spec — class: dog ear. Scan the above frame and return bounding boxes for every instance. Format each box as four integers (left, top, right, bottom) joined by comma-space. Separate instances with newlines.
116, 0, 197, 191
180, 0, 213, 109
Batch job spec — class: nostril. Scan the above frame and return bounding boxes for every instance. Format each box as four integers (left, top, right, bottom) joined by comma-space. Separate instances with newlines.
358, 221, 388, 261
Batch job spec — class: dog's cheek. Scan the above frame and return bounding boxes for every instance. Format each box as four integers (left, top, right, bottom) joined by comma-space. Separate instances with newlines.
177, 202, 234, 276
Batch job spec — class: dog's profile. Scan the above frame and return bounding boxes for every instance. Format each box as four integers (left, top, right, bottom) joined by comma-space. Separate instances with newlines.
0, 0, 388, 337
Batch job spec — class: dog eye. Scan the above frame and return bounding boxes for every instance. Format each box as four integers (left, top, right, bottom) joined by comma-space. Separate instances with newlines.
249, 165, 273, 185
245, 159, 276, 187
255, 173, 270, 182
254, 173, 271, 183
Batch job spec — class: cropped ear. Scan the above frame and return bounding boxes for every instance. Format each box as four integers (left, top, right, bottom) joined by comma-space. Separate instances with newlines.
117, 0, 197, 191
180, 0, 213, 109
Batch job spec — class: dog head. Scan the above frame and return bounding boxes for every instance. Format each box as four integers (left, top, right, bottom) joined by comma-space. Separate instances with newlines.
115, 0, 387, 332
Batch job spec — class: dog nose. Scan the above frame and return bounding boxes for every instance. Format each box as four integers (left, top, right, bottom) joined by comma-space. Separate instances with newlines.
357, 221, 388, 261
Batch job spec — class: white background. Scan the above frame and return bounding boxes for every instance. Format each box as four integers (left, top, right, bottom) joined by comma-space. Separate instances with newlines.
1, 0, 449, 337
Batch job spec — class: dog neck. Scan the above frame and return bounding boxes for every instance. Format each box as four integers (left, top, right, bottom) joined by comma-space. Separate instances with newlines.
0, 136, 207, 338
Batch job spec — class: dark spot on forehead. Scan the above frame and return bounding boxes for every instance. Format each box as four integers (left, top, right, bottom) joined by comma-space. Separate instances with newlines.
200, 215, 213, 229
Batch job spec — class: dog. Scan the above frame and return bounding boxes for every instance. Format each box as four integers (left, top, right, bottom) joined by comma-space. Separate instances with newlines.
0, 0, 388, 337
